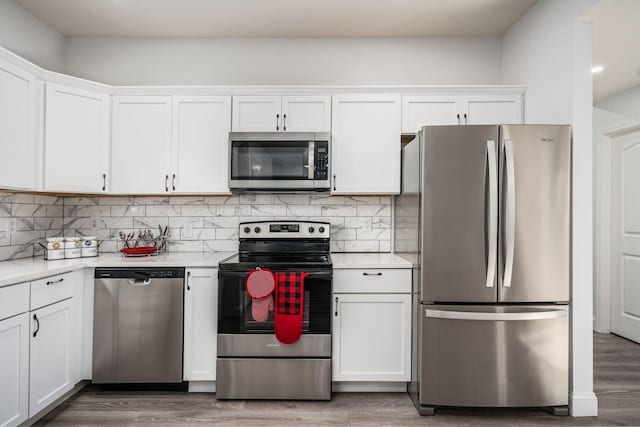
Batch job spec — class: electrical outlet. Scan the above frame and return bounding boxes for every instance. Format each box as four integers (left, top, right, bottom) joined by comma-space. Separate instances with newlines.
8, 218, 16, 234
182, 222, 193, 239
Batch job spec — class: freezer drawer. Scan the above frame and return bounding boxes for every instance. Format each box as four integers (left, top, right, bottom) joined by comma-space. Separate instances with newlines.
420, 304, 568, 408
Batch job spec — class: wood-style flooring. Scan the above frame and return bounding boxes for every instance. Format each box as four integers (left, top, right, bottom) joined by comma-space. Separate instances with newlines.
36, 333, 640, 426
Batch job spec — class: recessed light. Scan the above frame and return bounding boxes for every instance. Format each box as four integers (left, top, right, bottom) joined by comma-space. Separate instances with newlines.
592, 65, 605, 74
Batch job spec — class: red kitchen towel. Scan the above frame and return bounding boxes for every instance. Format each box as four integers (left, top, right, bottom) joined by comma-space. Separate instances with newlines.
274, 271, 309, 344
246, 268, 275, 322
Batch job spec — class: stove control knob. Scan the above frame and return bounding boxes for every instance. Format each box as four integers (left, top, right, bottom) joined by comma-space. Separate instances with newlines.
308, 227, 315, 233
319, 226, 325, 233
243, 227, 251, 234
254, 227, 261, 233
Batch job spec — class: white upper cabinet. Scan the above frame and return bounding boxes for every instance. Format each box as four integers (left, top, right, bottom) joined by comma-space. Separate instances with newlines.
232, 96, 282, 131
402, 95, 462, 132
111, 96, 173, 194
281, 96, 331, 132
462, 94, 523, 125
401, 93, 524, 133
172, 96, 231, 194
331, 93, 401, 195
44, 83, 110, 193
0, 58, 40, 191
232, 95, 331, 132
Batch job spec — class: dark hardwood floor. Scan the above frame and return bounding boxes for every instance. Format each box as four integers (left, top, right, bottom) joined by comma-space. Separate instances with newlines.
36, 333, 640, 426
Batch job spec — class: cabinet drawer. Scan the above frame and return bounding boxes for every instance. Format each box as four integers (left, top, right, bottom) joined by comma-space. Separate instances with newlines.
30, 273, 74, 310
333, 269, 411, 293
0, 282, 30, 320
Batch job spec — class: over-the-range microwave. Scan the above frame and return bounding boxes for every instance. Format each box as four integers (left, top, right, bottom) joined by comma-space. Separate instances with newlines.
228, 132, 331, 193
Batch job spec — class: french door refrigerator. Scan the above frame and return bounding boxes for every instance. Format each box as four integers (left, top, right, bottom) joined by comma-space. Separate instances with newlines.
395, 125, 571, 414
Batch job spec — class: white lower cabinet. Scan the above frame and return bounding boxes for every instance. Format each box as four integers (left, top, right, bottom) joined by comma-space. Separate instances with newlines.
183, 268, 218, 381
29, 298, 74, 417
0, 313, 29, 427
332, 293, 411, 382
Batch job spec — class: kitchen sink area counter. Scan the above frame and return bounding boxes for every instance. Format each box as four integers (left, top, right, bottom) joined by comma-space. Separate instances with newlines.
0, 252, 236, 288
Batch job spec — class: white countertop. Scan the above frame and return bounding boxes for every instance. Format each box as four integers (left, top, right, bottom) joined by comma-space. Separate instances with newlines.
0, 252, 235, 288
0, 251, 412, 288
330, 253, 412, 269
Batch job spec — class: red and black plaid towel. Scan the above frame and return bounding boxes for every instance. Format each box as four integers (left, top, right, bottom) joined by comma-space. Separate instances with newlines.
274, 271, 309, 344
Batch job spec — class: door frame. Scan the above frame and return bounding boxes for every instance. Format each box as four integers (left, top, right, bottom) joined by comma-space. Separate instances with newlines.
594, 119, 640, 334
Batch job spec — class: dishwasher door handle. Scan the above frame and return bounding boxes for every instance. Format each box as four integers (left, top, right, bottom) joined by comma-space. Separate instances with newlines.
127, 278, 151, 286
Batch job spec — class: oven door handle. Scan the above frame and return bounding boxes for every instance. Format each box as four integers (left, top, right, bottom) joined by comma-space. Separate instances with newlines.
219, 270, 332, 280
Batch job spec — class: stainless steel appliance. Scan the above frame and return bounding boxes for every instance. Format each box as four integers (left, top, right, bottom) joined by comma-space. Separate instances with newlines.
93, 268, 185, 384
395, 125, 571, 414
217, 220, 332, 400
228, 132, 330, 192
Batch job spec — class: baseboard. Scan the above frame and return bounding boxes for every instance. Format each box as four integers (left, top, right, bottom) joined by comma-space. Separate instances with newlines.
188, 381, 216, 393
570, 391, 598, 417
332, 382, 407, 392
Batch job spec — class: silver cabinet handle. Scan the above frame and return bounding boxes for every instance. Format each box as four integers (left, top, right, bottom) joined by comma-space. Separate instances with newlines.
276, 113, 280, 131
485, 140, 497, 288
33, 314, 40, 337
186, 271, 191, 291
165, 175, 169, 192
503, 139, 516, 288
102, 173, 106, 191
172, 173, 176, 191
334, 297, 339, 316
333, 174, 336, 191
128, 278, 151, 286
363, 272, 382, 276
283, 114, 287, 131
46, 278, 64, 285
425, 308, 567, 321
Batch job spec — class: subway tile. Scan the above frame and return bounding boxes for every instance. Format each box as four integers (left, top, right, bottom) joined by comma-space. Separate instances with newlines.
344, 240, 380, 252
332, 228, 357, 240
239, 194, 274, 205
330, 241, 345, 252
133, 196, 170, 205
110, 205, 146, 217
275, 195, 310, 205
310, 195, 344, 205
215, 228, 238, 240
146, 205, 182, 217
73, 205, 109, 217
203, 217, 239, 228
102, 217, 135, 229
99, 196, 137, 205
35, 218, 63, 230
204, 196, 238, 205
46, 206, 64, 217
356, 205, 391, 217
12, 204, 46, 217
182, 205, 217, 216
217, 205, 252, 216
345, 217, 372, 229
11, 230, 46, 245
168, 241, 204, 252
286, 205, 322, 217
252, 205, 287, 216
169, 217, 204, 229
204, 240, 239, 252
133, 217, 170, 230
0, 244, 33, 261
0, 230, 9, 246
356, 229, 391, 240
344, 196, 380, 205
34, 195, 63, 205
0, 203, 11, 217
15, 218, 35, 231
321, 205, 357, 217
65, 197, 99, 206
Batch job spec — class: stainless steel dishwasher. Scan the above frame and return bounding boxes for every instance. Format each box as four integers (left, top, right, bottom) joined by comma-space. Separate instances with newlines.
93, 268, 184, 383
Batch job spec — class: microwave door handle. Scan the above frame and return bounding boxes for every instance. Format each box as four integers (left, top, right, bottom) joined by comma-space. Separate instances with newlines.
308, 141, 315, 179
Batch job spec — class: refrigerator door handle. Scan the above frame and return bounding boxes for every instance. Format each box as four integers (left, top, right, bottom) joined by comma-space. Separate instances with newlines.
424, 308, 567, 321
503, 139, 516, 288
485, 139, 498, 288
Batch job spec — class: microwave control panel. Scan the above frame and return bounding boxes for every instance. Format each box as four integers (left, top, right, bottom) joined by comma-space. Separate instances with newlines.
314, 141, 329, 180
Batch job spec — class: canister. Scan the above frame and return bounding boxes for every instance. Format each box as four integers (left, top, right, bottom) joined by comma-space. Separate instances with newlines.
81, 236, 99, 258
64, 237, 82, 259
45, 237, 65, 260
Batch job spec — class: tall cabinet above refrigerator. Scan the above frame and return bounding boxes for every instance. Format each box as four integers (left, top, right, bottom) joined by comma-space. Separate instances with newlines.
395, 125, 571, 414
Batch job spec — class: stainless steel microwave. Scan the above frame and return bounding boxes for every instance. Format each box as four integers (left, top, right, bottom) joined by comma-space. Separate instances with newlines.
228, 132, 331, 193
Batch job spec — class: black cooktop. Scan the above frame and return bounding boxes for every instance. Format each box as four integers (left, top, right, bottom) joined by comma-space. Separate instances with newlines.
219, 253, 332, 271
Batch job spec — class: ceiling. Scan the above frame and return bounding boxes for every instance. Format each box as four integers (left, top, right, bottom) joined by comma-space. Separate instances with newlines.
15, 0, 536, 38
586, 0, 640, 101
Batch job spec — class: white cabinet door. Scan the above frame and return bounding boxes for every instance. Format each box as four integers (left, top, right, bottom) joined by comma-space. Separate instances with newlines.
462, 94, 523, 125
232, 96, 281, 132
44, 83, 110, 193
183, 268, 218, 381
0, 58, 40, 190
0, 313, 29, 427
402, 95, 461, 133
29, 298, 74, 417
281, 96, 331, 132
331, 94, 401, 194
172, 96, 231, 194
332, 293, 411, 381
111, 96, 172, 194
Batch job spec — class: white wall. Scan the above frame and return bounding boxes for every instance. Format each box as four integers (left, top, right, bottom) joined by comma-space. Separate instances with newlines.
501, 0, 599, 417
0, 0, 64, 71
501, 0, 598, 124
63, 37, 502, 86
596, 83, 640, 118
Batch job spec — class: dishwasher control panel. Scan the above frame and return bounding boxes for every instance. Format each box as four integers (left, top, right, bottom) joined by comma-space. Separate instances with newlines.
95, 267, 185, 279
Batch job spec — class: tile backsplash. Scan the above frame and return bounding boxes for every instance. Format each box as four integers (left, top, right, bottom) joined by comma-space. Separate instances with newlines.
0, 191, 64, 261
63, 194, 392, 254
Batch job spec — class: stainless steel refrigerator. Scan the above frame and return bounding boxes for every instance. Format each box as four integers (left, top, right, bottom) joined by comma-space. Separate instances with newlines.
395, 125, 570, 414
